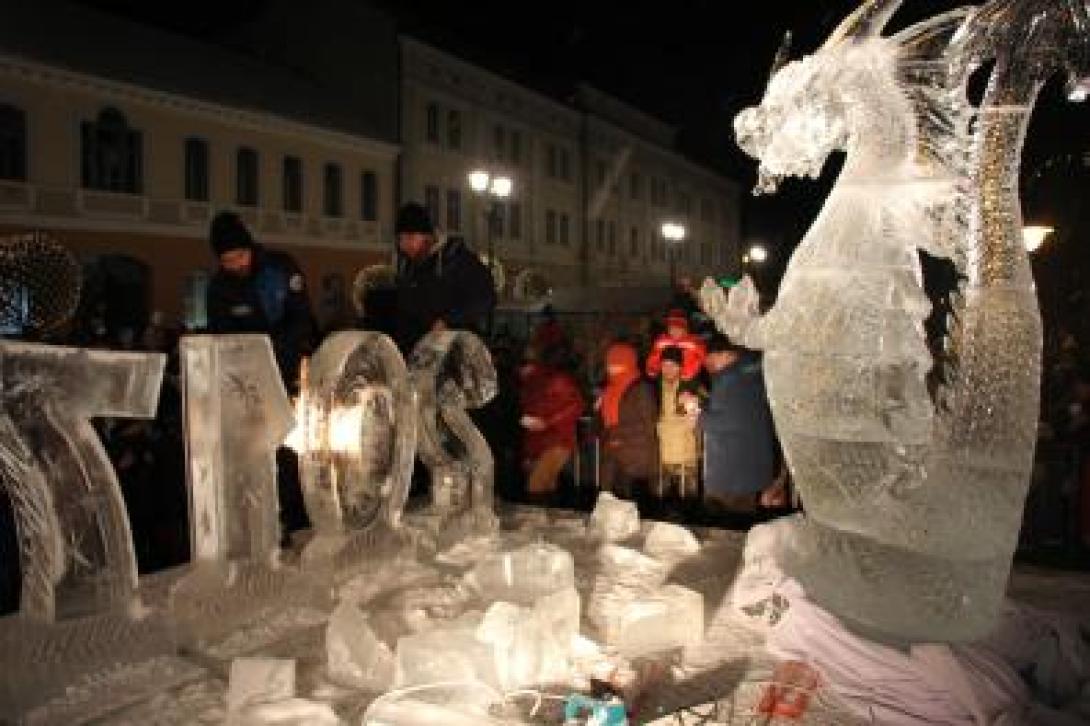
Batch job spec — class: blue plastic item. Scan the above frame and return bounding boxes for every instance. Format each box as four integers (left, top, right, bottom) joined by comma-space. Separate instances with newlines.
563, 693, 628, 725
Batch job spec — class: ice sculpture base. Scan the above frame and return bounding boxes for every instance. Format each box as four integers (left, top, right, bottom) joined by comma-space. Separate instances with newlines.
771, 515, 1008, 643
0, 610, 183, 721
593, 584, 705, 656
300, 522, 417, 586
168, 560, 331, 647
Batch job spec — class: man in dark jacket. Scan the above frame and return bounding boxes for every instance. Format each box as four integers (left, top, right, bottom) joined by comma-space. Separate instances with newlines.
394, 202, 496, 353
698, 334, 776, 513
206, 211, 316, 393
206, 210, 315, 539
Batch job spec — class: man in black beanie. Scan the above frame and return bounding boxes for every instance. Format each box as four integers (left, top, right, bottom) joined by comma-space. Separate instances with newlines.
394, 201, 495, 352
206, 210, 315, 391
206, 210, 316, 541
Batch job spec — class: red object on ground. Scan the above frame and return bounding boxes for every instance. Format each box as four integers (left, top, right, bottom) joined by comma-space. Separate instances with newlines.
757, 661, 820, 719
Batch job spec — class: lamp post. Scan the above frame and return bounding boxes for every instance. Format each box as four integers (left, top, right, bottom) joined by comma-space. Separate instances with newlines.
469, 168, 513, 333
661, 221, 686, 284
1022, 224, 1053, 253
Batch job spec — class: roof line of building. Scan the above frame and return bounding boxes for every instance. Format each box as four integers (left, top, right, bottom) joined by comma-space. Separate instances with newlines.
401, 36, 739, 189
400, 35, 582, 123
0, 52, 401, 158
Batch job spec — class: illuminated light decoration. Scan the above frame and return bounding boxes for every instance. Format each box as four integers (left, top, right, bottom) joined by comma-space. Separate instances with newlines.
1021, 224, 1053, 252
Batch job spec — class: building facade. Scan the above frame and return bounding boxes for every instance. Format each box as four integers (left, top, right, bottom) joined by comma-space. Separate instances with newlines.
0, 0, 400, 332
400, 39, 742, 301
0, 1, 741, 332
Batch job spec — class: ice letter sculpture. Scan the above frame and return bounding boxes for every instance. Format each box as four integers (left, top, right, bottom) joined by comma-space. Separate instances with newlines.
180, 335, 294, 564
701, 0, 1089, 641
408, 331, 497, 519
0, 341, 173, 719
291, 331, 416, 565
0, 341, 165, 619
171, 335, 326, 645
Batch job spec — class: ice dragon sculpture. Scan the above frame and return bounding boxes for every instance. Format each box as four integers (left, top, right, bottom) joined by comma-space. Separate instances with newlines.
702, 0, 1090, 641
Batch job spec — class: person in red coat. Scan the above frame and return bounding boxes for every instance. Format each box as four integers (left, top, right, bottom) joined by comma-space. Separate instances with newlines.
646, 309, 706, 381
518, 344, 585, 498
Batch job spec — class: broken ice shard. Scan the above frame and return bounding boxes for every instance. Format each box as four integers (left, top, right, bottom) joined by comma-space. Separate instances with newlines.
588, 492, 640, 542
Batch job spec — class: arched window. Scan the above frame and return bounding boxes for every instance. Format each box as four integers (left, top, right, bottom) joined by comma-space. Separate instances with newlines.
0, 104, 26, 181
81, 107, 142, 193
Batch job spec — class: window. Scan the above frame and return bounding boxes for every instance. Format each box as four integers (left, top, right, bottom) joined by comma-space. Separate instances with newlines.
81, 107, 142, 193
596, 159, 606, 186
608, 221, 617, 256
235, 146, 258, 206
426, 102, 439, 143
492, 204, 505, 237
510, 131, 521, 164
545, 209, 556, 245
282, 156, 302, 212
629, 172, 640, 200
447, 109, 461, 149
323, 163, 343, 217
424, 185, 440, 227
595, 218, 605, 251
559, 213, 570, 246
701, 198, 713, 222
360, 170, 378, 221
546, 144, 557, 178
509, 202, 521, 239
678, 192, 691, 216
701, 242, 710, 264
630, 226, 639, 257
493, 125, 505, 160
446, 189, 461, 231
559, 148, 571, 181
183, 137, 209, 202
0, 105, 26, 181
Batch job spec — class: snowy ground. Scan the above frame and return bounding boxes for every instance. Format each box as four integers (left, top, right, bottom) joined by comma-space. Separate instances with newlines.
19, 505, 1090, 725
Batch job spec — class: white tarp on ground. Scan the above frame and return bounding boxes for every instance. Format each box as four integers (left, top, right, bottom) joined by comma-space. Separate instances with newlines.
730, 520, 1090, 725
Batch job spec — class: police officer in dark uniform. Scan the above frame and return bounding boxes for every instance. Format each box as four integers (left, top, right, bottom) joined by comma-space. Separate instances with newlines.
206, 210, 316, 539
206, 211, 316, 391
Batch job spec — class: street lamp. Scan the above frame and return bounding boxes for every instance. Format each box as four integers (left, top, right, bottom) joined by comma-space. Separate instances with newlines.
661, 221, 686, 283
747, 244, 769, 264
1022, 224, 1053, 253
469, 168, 513, 331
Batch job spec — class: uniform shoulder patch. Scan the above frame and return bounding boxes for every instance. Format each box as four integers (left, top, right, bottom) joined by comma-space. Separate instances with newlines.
289, 273, 305, 292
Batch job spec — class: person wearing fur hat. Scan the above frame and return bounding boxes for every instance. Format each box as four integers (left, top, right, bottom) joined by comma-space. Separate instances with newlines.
394, 202, 496, 353
646, 309, 706, 381
206, 210, 315, 391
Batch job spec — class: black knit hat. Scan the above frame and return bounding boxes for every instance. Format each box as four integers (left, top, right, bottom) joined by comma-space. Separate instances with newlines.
706, 333, 741, 354
395, 202, 434, 236
209, 211, 254, 256
661, 345, 685, 365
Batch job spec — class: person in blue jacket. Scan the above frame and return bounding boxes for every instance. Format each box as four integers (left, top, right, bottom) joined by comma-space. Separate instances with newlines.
697, 333, 776, 513
205, 210, 316, 539
206, 210, 316, 394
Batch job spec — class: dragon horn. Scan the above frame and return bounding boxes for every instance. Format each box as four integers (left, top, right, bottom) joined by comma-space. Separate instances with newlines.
822, 0, 905, 48
767, 30, 793, 83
